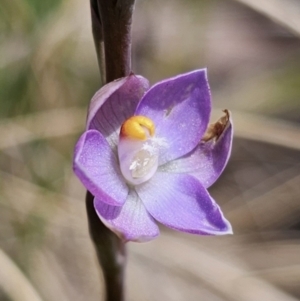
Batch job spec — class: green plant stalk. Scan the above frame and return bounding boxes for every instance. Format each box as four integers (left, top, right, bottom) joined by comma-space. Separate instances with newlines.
86, 191, 126, 301
97, 0, 135, 83
86, 0, 136, 300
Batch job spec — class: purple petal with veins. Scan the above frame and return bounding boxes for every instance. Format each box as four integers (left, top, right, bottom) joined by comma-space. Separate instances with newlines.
135, 69, 211, 165
94, 190, 159, 242
87, 74, 149, 149
160, 111, 233, 188
73, 129, 128, 206
136, 172, 232, 235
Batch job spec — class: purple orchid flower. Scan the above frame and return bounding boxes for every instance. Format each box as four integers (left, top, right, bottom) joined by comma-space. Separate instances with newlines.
73, 69, 233, 242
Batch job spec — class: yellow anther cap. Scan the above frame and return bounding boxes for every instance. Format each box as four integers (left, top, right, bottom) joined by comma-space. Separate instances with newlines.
120, 115, 155, 140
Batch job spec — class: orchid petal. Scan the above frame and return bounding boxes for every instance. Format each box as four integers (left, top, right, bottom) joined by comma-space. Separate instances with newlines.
73, 130, 128, 206
87, 74, 149, 149
160, 111, 233, 188
135, 69, 211, 165
94, 190, 159, 242
136, 172, 232, 235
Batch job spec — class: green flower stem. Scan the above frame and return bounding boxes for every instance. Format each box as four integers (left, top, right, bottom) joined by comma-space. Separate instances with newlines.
87, 0, 136, 300
97, 0, 135, 83
86, 192, 126, 301
90, 0, 106, 84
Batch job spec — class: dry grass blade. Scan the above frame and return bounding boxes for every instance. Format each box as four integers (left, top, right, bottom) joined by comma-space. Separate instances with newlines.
130, 234, 299, 301
232, 0, 300, 36
0, 107, 85, 149
0, 171, 103, 301
257, 264, 300, 287
224, 166, 300, 229
0, 248, 44, 301
216, 239, 300, 291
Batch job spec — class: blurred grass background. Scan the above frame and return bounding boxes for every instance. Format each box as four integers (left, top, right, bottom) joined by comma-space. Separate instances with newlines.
1, 0, 300, 300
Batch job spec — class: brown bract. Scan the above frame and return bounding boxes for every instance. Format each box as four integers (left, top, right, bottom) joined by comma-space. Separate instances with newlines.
202, 110, 230, 142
